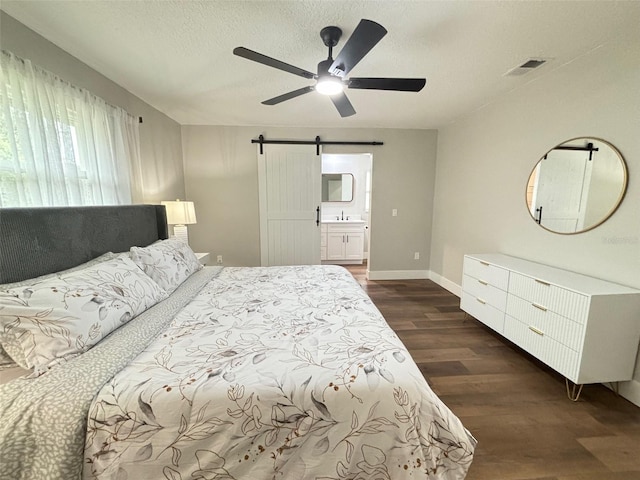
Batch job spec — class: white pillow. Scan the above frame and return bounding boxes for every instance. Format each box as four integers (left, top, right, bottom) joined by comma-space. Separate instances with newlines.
130, 238, 203, 294
0, 252, 122, 369
0, 256, 167, 374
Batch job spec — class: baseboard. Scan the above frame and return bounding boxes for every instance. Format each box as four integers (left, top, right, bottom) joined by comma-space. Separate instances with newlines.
323, 260, 363, 265
429, 271, 462, 297
616, 379, 640, 407
367, 269, 430, 280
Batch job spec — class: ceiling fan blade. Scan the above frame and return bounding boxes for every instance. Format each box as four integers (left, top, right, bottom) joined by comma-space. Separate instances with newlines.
234, 47, 315, 79
329, 19, 387, 78
262, 86, 314, 105
348, 77, 426, 92
330, 92, 356, 117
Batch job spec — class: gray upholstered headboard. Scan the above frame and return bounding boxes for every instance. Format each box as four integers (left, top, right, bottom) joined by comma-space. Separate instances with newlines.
0, 205, 168, 283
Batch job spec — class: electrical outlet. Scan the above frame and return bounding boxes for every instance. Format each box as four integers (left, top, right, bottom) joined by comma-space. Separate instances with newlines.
414, 252, 420, 260
217, 255, 223, 264
392, 209, 398, 217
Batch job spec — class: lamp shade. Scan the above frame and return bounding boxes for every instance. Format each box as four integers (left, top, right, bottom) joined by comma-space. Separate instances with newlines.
161, 200, 197, 225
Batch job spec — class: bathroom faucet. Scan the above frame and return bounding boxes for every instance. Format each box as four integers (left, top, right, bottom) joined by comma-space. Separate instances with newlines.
341, 210, 344, 220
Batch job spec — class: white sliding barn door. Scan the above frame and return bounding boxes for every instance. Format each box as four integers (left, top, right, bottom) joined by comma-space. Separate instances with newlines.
258, 144, 321, 266
533, 150, 593, 232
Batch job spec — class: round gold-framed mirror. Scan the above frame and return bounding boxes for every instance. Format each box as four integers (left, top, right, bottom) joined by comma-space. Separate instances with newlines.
526, 137, 627, 234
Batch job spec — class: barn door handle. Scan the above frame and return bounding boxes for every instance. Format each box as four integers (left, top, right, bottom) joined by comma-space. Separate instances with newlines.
316, 206, 320, 226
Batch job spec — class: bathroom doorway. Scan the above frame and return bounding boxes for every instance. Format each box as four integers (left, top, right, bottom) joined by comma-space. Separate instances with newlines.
321, 153, 373, 263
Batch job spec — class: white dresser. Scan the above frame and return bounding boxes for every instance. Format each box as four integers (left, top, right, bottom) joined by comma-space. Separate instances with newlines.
461, 253, 640, 392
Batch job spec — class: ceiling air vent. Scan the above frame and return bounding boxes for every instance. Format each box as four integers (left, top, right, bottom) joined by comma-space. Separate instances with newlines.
504, 58, 548, 76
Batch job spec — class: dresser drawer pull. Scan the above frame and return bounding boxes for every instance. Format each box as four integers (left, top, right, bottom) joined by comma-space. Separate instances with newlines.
528, 326, 544, 336
532, 303, 547, 312
476, 297, 487, 305
479, 261, 490, 266
478, 279, 488, 285
535, 278, 551, 286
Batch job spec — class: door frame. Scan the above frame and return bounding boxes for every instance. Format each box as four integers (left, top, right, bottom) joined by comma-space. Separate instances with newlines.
320, 152, 374, 264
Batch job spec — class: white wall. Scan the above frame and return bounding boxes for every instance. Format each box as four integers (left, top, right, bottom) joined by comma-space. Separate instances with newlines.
182, 126, 437, 277
430, 29, 640, 403
0, 11, 185, 203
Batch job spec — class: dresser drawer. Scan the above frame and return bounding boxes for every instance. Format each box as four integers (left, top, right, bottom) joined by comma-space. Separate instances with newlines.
462, 274, 507, 311
508, 272, 589, 323
506, 295, 584, 351
461, 292, 505, 333
463, 256, 509, 291
504, 315, 579, 381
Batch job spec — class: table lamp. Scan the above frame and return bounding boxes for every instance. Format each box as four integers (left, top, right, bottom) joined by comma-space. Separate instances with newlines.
161, 199, 197, 244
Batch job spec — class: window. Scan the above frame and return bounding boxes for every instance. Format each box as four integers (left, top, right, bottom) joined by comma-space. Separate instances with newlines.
0, 50, 140, 207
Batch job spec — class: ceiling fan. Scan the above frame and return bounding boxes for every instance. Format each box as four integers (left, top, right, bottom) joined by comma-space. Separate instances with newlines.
233, 19, 426, 118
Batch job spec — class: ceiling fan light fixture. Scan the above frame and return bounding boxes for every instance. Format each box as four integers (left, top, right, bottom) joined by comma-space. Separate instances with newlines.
233, 19, 425, 117
315, 76, 344, 96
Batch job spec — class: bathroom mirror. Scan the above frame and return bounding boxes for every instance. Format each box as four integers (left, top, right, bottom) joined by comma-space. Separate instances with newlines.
322, 173, 354, 202
526, 137, 627, 234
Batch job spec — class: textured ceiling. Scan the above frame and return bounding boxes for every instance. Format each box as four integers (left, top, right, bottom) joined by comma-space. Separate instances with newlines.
2, 1, 639, 129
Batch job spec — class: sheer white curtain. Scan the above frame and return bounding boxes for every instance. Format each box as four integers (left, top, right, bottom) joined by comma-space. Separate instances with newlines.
0, 50, 142, 207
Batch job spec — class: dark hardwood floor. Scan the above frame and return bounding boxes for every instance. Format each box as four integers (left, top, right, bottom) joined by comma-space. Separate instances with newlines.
344, 263, 640, 480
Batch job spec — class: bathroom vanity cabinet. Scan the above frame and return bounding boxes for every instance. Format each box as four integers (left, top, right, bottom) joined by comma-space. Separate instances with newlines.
321, 221, 365, 264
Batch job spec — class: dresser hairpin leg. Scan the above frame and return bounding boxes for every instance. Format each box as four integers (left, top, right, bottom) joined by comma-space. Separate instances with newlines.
565, 378, 584, 402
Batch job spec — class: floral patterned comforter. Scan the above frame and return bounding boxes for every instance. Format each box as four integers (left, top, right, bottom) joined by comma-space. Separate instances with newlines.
84, 265, 476, 480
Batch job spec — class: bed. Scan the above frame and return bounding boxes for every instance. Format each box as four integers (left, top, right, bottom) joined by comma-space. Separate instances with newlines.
0, 205, 476, 480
